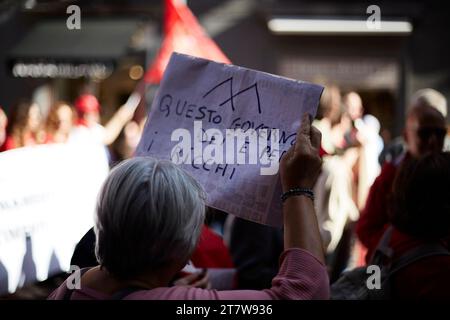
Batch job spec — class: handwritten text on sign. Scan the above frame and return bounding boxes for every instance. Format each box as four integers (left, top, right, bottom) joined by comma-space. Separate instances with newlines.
136, 53, 323, 226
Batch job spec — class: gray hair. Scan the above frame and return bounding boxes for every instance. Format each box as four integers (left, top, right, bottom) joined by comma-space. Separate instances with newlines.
94, 157, 206, 280
411, 88, 447, 118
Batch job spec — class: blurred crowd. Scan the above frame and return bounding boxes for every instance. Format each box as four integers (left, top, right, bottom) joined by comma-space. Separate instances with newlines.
1, 85, 449, 300
0, 93, 144, 164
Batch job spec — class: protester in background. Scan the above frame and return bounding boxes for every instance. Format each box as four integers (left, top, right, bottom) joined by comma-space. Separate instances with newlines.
109, 118, 145, 164
1, 101, 45, 151
340, 92, 363, 208
387, 152, 450, 299
313, 86, 359, 281
49, 114, 329, 300
327, 92, 384, 272
72, 93, 141, 147
45, 102, 76, 144
354, 114, 383, 205
314, 85, 343, 154
0, 107, 7, 149
379, 88, 448, 164
411, 88, 447, 120
349, 112, 384, 268
342, 91, 383, 209
345, 92, 364, 122
357, 104, 447, 263
411, 88, 449, 152
341, 92, 363, 152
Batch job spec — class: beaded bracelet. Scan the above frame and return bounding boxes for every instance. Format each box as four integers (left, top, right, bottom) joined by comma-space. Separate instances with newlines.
281, 187, 315, 202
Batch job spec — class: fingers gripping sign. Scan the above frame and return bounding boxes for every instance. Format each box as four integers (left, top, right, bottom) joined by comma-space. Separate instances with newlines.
280, 114, 322, 191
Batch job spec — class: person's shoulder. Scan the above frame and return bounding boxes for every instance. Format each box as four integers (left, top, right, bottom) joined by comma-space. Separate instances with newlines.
376, 157, 399, 183
381, 160, 397, 174
394, 254, 450, 299
47, 280, 69, 300
368, 164, 394, 192
392, 229, 450, 279
125, 286, 218, 300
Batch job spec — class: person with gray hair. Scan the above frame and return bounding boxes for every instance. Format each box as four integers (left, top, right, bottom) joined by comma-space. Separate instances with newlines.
357, 104, 447, 263
380, 88, 449, 164
95, 157, 206, 280
48, 114, 329, 300
410, 88, 447, 118
410, 88, 449, 151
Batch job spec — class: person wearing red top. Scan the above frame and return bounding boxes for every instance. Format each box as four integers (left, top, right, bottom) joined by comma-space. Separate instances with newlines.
1, 100, 45, 151
388, 152, 450, 299
356, 158, 398, 262
356, 103, 447, 263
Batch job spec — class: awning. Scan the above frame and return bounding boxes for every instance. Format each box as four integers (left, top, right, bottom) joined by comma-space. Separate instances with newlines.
7, 18, 142, 79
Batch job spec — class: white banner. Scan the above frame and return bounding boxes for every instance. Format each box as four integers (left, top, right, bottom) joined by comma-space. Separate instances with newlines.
0, 142, 109, 295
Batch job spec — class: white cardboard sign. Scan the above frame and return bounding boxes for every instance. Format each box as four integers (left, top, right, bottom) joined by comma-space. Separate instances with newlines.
136, 53, 323, 226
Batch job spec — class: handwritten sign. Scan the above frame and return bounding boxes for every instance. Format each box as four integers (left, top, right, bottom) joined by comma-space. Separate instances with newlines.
136, 53, 323, 226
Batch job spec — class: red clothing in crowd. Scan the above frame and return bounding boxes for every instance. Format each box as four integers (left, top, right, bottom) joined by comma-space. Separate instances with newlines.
0, 133, 48, 151
191, 225, 234, 268
356, 160, 398, 262
1, 136, 18, 151
357, 154, 450, 299
390, 228, 450, 300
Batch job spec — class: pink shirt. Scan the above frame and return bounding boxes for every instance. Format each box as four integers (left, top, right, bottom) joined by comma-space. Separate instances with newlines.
48, 248, 329, 300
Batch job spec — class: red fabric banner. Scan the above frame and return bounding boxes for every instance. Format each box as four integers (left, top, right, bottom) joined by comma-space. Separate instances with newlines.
144, 0, 231, 84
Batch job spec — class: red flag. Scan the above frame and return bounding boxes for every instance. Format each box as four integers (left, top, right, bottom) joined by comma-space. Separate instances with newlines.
144, 0, 231, 84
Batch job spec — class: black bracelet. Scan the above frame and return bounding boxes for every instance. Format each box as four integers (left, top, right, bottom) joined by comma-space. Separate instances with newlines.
281, 187, 315, 202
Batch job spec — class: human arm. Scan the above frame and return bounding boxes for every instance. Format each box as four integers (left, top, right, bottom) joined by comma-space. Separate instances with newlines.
103, 92, 141, 145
